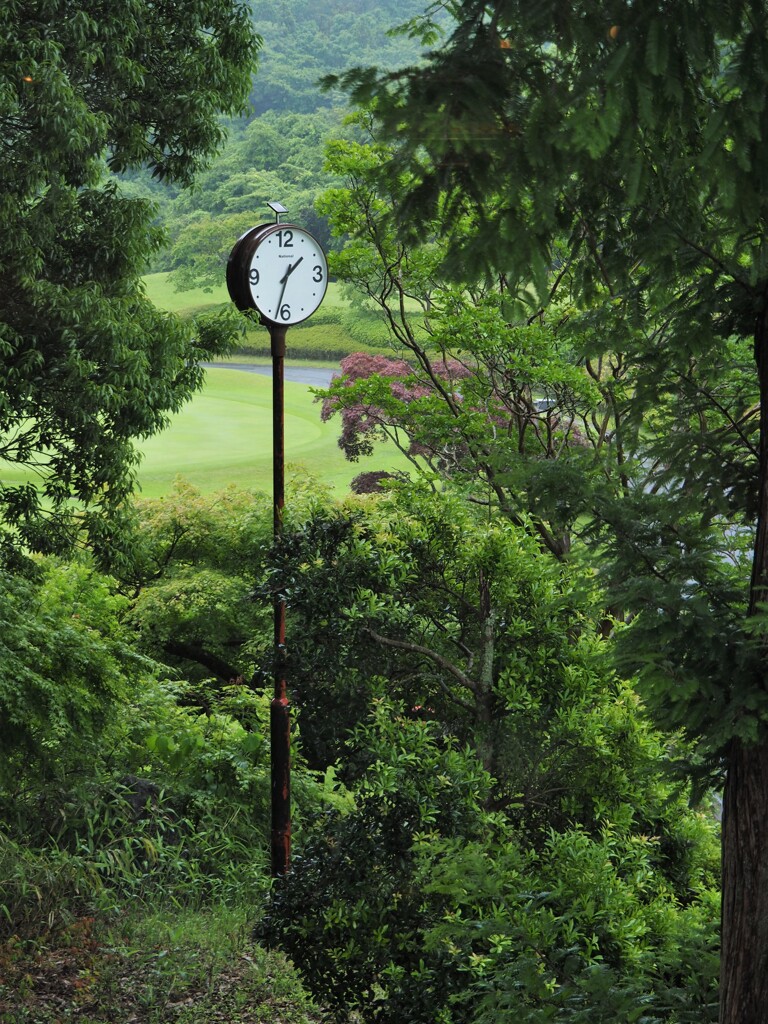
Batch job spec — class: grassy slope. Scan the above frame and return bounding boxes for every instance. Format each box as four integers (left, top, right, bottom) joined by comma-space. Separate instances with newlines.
142, 272, 349, 317
0, 367, 406, 498
136, 366, 408, 497
126, 274, 408, 497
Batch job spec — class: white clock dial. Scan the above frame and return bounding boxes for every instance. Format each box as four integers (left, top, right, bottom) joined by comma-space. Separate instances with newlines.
247, 225, 328, 325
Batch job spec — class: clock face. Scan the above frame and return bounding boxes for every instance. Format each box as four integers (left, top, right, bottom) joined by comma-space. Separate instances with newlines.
240, 224, 327, 326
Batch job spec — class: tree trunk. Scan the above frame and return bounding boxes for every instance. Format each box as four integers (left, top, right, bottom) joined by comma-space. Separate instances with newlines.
720, 737, 768, 1022
474, 570, 497, 781
720, 304, 768, 1023
748, 303, 768, 618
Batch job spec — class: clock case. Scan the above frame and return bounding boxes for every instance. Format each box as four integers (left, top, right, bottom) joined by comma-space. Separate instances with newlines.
226, 221, 327, 326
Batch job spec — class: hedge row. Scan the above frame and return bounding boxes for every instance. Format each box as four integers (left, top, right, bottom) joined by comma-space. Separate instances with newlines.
177, 300, 398, 360
239, 308, 394, 360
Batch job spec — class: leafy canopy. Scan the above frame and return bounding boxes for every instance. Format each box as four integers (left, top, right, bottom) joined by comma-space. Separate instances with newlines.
318, 5, 768, 767
0, 1, 260, 563
332, 1, 768, 295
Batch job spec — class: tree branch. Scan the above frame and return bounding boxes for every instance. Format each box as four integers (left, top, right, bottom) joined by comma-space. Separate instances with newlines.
164, 639, 242, 683
365, 626, 477, 706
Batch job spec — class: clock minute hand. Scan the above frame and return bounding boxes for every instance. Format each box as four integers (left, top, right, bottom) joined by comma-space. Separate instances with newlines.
275, 256, 304, 317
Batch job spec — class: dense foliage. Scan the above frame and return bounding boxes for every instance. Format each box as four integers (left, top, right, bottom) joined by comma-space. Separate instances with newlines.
258, 486, 720, 1022
260, 491, 721, 1020
265, 719, 718, 1022
0, 3, 738, 1021
322, 2, 768, 1018
0, 1, 259, 562
0, 555, 272, 930
117, 480, 273, 688
0, 539, 341, 937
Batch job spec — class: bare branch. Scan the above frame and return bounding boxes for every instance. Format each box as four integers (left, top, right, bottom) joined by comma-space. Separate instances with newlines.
365, 626, 478, 700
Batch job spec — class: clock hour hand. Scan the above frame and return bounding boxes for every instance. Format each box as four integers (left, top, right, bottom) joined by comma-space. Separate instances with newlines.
278, 256, 304, 285
276, 256, 304, 317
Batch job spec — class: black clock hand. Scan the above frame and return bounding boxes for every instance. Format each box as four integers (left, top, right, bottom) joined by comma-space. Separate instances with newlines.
276, 256, 304, 316
278, 256, 304, 285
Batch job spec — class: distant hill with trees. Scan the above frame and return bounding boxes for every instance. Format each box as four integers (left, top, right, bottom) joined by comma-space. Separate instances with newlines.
248, 0, 426, 115
129, 0, 429, 292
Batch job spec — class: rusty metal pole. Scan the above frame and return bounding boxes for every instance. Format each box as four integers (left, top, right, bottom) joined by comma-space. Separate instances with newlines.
269, 322, 290, 876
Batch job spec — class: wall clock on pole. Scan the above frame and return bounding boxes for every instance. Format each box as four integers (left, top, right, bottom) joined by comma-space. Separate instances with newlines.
226, 203, 328, 879
227, 215, 328, 325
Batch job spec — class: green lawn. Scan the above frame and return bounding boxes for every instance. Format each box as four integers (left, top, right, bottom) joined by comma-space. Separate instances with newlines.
0, 368, 408, 499
137, 269, 399, 496
135, 271, 408, 496
135, 366, 407, 498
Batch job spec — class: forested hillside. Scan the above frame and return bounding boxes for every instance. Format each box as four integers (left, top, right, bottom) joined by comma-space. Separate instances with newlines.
130, 0, 428, 288
247, 0, 426, 115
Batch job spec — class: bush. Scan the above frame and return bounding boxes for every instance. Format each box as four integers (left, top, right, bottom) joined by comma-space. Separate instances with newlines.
259, 700, 495, 1022
0, 678, 276, 931
0, 560, 143, 790
0, 831, 98, 938
260, 700, 720, 1024
0, 551, 346, 931
423, 826, 719, 1024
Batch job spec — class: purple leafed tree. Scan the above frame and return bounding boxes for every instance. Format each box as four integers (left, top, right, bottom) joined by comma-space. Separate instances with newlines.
320, 352, 471, 462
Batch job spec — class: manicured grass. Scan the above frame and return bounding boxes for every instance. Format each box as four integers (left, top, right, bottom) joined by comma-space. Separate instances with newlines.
142, 271, 228, 314
135, 366, 408, 498
0, 368, 407, 499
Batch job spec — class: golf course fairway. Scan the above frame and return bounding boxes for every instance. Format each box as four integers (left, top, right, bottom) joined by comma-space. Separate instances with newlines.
134, 365, 407, 498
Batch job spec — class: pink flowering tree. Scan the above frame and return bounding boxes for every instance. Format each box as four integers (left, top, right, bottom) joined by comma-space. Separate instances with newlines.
320, 352, 472, 466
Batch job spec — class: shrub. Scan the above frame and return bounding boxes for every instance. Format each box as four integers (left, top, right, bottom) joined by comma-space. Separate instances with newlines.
0, 677, 276, 930
0, 831, 98, 938
259, 700, 495, 1022
0, 551, 345, 929
350, 470, 404, 493
260, 700, 720, 1024
0, 560, 142, 791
